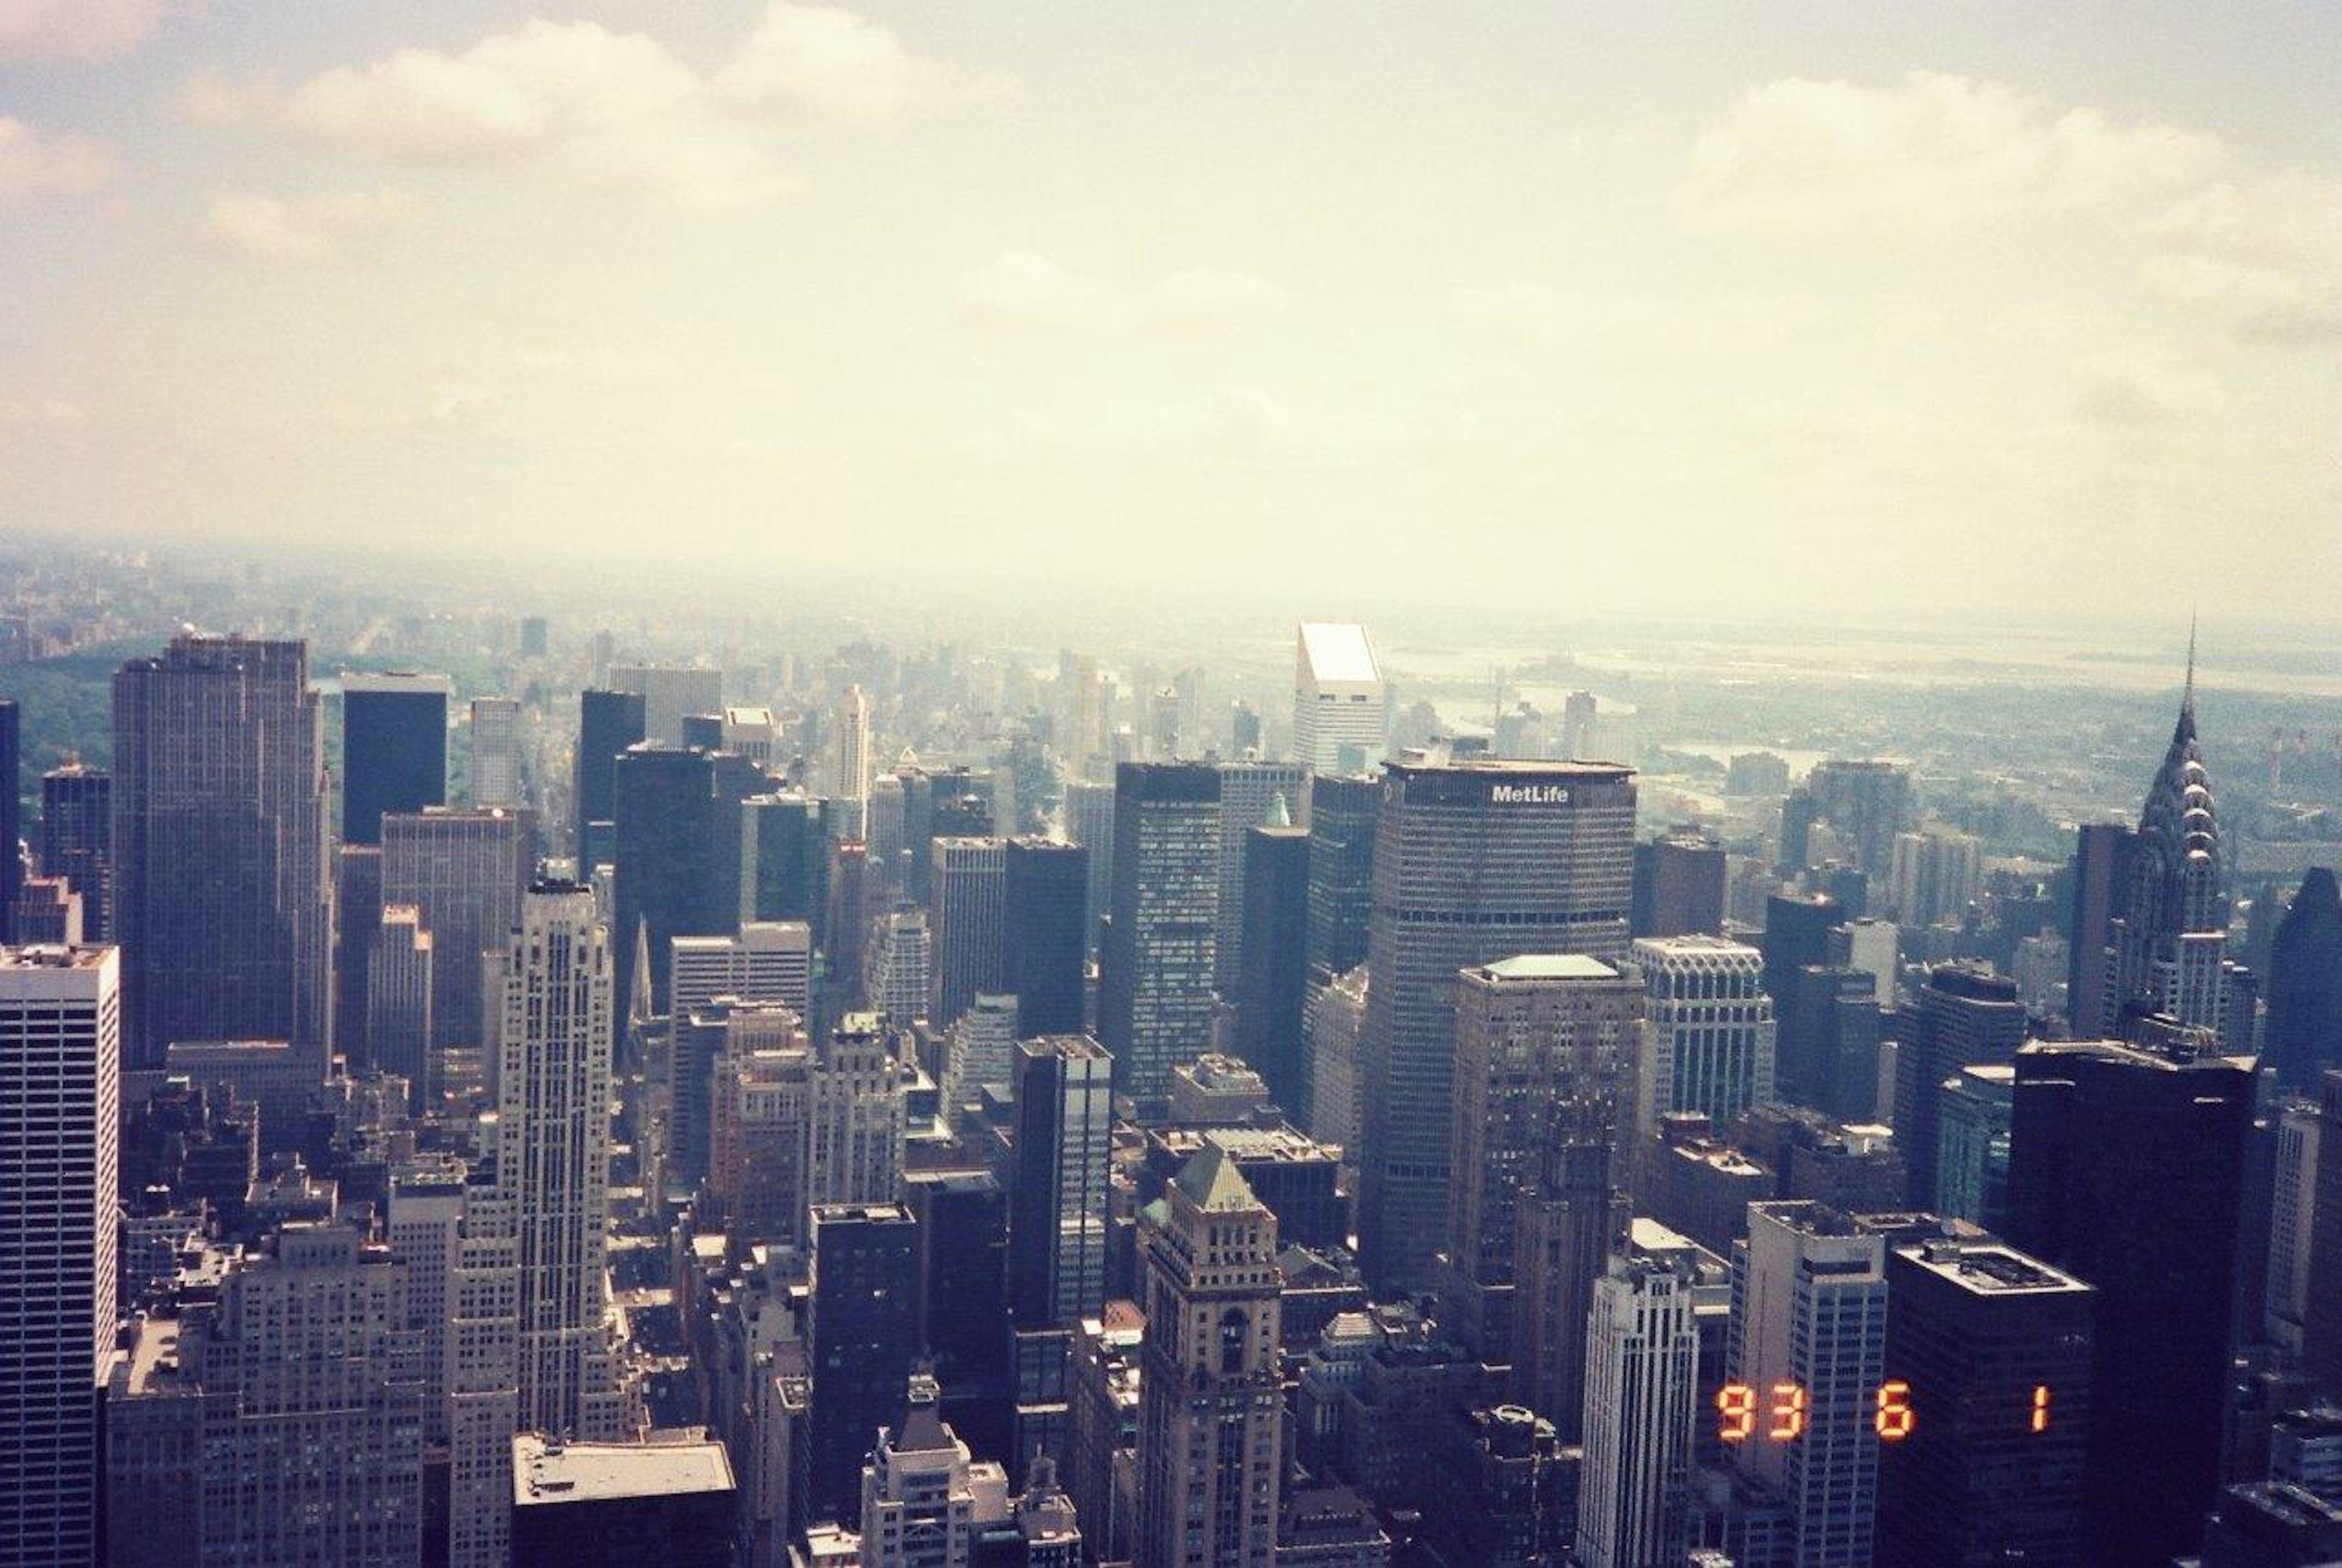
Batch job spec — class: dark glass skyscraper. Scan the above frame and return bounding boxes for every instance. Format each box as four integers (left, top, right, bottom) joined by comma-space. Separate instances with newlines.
1004, 837, 1088, 1038
2007, 1036, 2255, 1567
1631, 828, 1725, 939
807, 1202, 919, 1530
2064, 821, 2135, 1037
38, 763, 109, 943
2267, 868, 2342, 1094
1877, 1239, 2094, 1567
1357, 751, 1635, 1291
1894, 962, 2029, 1210
1098, 762, 1220, 1117
1759, 890, 1839, 1014
612, 743, 721, 1020
1305, 772, 1377, 980
1234, 818, 1310, 1114
742, 792, 826, 927
0, 695, 18, 946
112, 635, 332, 1067
575, 687, 646, 872
338, 671, 448, 847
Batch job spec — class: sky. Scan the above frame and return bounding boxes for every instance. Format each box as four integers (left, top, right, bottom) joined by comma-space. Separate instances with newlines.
1, 2, 2337, 625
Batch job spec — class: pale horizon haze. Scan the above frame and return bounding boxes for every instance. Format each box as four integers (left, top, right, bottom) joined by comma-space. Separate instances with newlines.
2, 2, 2338, 623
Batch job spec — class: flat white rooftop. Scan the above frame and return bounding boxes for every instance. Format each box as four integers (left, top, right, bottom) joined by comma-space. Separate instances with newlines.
512, 1434, 734, 1506
1300, 622, 1381, 687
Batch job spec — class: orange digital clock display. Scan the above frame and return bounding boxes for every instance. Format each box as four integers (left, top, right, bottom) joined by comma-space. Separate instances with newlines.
1716, 1381, 2051, 1441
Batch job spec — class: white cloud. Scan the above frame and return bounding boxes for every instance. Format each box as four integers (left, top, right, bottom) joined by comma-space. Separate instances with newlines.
0, 116, 112, 201
0, 0, 179, 63
2071, 346, 2223, 424
2146, 170, 2342, 348
956, 252, 1284, 334
714, 2, 1012, 124
1680, 72, 2226, 230
205, 4, 1007, 209
204, 188, 417, 262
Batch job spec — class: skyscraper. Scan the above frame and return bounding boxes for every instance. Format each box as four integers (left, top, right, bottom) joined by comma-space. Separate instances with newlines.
1294, 622, 1386, 775
38, 761, 110, 942
613, 743, 721, 1020
1875, 1238, 2093, 1568
2306, 1072, 2342, 1396
1008, 1036, 1114, 1471
381, 805, 534, 1073
741, 791, 826, 926
574, 687, 646, 872
0, 945, 118, 1568
1062, 779, 1115, 950
808, 1202, 919, 1528
468, 695, 522, 807
1234, 812, 1311, 1114
1004, 837, 1088, 1037
1632, 828, 1727, 939
1100, 762, 1222, 1117
366, 904, 432, 1100
806, 1012, 908, 1212
339, 671, 449, 845
0, 696, 16, 945
1725, 1201, 1889, 1568
668, 920, 813, 1020
2064, 821, 2135, 1037
112, 634, 332, 1067
831, 683, 873, 834
930, 836, 1008, 1028
2007, 1036, 2256, 1567
1136, 1146, 1283, 1568
2268, 868, 2342, 1093
1635, 935, 1775, 1133
1759, 892, 1839, 1014
1576, 1253, 1702, 1568
1215, 760, 1308, 993
608, 664, 723, 748
1782, 760, 1910, 879
495, 882, 623, 1440
1893, 963, 2027, 1211
1358, 753, 1637, 1290
1304, 771, 1377, 981
2107, 657, 2233, 1041
1441, 953, 1641, 1383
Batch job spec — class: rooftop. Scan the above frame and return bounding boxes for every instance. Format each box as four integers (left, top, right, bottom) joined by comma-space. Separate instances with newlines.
1895, 1241, 2092, 1297
1473, 953, 1621, 983
1298, 621, 1380, 687
512, 1434, 735, 1506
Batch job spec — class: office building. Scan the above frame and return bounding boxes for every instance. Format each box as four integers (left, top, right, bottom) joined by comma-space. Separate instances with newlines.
705, 1012, 815, 1244
2064, 821, 2135, 1037
366, 904, 432, 1100
339, 671, 450, 846
2007, 1036, 2256, 1566
1000, 837, 1087, 1039
942, 990, 1019, 1114
2306, 1072, 2342, 1396
868, 772, 909, 892
1835, 917, 1898, 1008
381, 804, 534, 1071
1100, 761, 1222, 1116
831, 683, 874, 834
2107, 660, 2235, 1042
1305, 772, 1377, 981
1635, 935, 1774, 1132
1136, 1147, 1283, 1568
742, 791, 826, 926
1876, 1239, 2093, 1568
614, 743, 723, 1020
1234, 811, 1311, 1113
1216, 759, 1308, 992
2268, 869, 2342, 1093
1725, 1202, 1889, 1568
869, 906, 933, 1025
496, 882, 623, 1439
807, 1013, 908, 1210
670, 920, 813, 1020
1008, 1037, 1114, 1466
510, 1434, 735, 1568
1778, 964, 1883, 1123
1760, 892, 1839, 1013
857, 1372, 983, 1568
1782, 759, 1909, 878
1887, 828, 1982, 928
37, 762, 109, 942
1305, 961, 1367, 1150
1294, 622, 1386, 775
0, 698, 14, 944
334, 841, 381, 1070
931, 836, 1008, 1028
722, 705, 776, 766
1933, 1063, 2016, 1232
1062, 779, 1115, 948
2265, 1099, 2320, 1356
1358, 750, 1636, 1289
1441, 953, 1641, 1378
1060, 650, 1105, 766
0, 945, 117, 1568
1576, 1253, 1702, 1568
1894, 963, 2027, 1210
468, 695, 522, 807
808, 1203, 920, 1528
609, 664, 723, 747
112, 634, 332, 1067
1141, 1123, 1345, 1253
575, 687, 647, 871
901, 1171, 1010, 1444
1633, 828, 1727, 939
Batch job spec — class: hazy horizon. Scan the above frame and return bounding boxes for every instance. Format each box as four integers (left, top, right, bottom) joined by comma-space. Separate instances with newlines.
3, 2, 2338, 623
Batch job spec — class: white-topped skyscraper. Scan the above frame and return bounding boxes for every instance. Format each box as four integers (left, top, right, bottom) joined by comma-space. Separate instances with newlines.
1294, 623, 1386, 775
0, 945, 118, 1568
1634, 936, 1777, 1133
831, 683, 875, 837
1577, 1253, 1702, 1568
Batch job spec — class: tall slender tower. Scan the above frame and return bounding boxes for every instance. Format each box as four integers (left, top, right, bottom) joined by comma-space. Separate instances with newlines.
1008, 1036, 1114, 1472
37, 762, 110, 942
0, 696, 18, 945
1136, 1145, 1283, 1568
2108, 639, 2232, 1040
929, 836, 1008, 1028
495, 882, 621, 1439
1358, 750, 1636, 1290
0, 945, 118, 1568
468, 696, 523, 808
831, 684, 873, 836
1576, 1253, 1702, 1568
1100, 762, 1222, 1117
1293, 623, 1386, 775
112, 634, 332, 1067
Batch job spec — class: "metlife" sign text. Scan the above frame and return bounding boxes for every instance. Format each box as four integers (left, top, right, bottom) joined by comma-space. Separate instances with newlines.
1489, 784, 1571, 804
